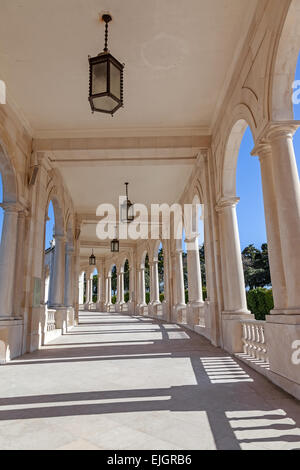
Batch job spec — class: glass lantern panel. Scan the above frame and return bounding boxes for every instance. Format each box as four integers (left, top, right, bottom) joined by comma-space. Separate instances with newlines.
92, 61, 108, 94
93, 95, 117, 112
110, 62, 121, 100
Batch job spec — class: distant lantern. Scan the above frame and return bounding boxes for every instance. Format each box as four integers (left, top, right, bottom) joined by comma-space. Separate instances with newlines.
88, 14, 124, 116
121, 182, 135, 223
89, 249, 96, 266
111, 238, 120, 253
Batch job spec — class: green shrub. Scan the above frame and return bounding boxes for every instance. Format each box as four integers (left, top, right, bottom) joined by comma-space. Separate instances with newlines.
185, 290, 189, 304
246, 288, 274, 320
202, 286, 207, 301
159, 293, 165, 302
124, 292, 130, 303
92, 295, 97, 303
146, 292, 150, 305
111, 295, 117, 305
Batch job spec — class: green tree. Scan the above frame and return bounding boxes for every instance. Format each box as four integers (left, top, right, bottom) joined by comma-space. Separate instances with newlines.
242, 244, 271, 290
145, 253, 150, 292
111, 265, 117, 295
158, 247, 164, 293
124, 259, 129, 293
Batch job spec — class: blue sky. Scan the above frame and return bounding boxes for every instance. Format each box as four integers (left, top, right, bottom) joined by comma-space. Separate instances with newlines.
1, 57, 300, 250
236, 56, 300, 249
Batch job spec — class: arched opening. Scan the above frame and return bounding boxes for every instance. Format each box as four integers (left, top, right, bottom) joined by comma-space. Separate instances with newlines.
111, 265, 117, 304
124, 259, 130, 303
292, 51, 300, 175
45, 195, 65, 309
144, 253, 150, 305
44, 201, 55, 308
224, 121, 272, 320
92, 267, 98, 305
157, 242, 164, 301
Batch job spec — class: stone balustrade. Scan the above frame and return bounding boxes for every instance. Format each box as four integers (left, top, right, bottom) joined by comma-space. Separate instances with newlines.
47, 310, 56, 332
241, 320, 268, 363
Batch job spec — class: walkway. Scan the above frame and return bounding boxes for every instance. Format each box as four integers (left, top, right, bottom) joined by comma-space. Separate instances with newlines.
0, 311, 300, 450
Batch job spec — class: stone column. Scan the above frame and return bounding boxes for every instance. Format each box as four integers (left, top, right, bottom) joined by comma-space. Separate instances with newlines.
89, 276, 93, 305
64, 245, 74, 307
217, 198, 249, 315
107, 275, 112, 309
186, 236, 204, 326
217, 198, 251, 354
13, 210, 27, 317
0, 204, 19, 317
175, 250, 186, 307
98, 271, 106, 311
129, 267, 135, 303
267, 125, 300, 312
252, 143, 287, 310
119, 271, 125, 305
152, 260, 160, 304
186, 237, 204, 305
116, 272, 121, 308
96, 275, 101, 308
139, 268, 146, 307
49, 234, 65, 308
85, 274, 90, 309
78, 272, 84, 305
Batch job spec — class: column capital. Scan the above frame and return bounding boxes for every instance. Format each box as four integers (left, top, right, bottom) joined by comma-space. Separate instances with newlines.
251, 142, 272, 162
184, 233, 200, 244
0, 202, 23, 214
216, 197, 240, 212
257, 120, 300, 144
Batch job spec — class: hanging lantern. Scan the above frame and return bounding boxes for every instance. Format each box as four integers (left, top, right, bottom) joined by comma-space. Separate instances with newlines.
121, 182, 135, 223
88, 14, 124, 115
89, 249, 96, 266
111, 238, 120, 253
111, 225, 120, 252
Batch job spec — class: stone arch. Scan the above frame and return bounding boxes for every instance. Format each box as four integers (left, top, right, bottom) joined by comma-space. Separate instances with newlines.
46, 187, 64, 238
222, 115, 256, 199
140, 249, 148, 269
270, 0, 300, 120
65, 212, 74, 248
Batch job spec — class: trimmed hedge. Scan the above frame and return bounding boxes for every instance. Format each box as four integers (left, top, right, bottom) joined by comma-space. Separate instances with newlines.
246, 288, 274, 320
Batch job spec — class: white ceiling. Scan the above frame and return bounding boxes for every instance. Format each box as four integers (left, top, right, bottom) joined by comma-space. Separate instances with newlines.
0, 0, 257, 135
58, 162, 194, 212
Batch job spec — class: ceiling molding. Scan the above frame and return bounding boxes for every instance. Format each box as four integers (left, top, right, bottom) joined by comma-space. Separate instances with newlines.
33, 126, 211, 140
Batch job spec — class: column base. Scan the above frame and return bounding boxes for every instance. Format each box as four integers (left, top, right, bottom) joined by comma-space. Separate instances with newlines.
54, 307, 68, 334
26, 306, 44, 352
222, 311, 254, 354
172, 304, 186, 323
186, 302, 205, 328
148, 301, 162, 318
265, 315, 300, 394
162, 301, 170, 321
96, 302, 105, 312
0, 317, 23, 363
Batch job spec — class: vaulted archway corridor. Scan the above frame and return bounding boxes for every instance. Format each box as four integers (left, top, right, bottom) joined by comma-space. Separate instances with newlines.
0, 311, 299, 450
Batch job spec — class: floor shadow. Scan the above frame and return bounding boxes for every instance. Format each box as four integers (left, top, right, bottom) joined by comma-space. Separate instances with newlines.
1, 311, 300, 450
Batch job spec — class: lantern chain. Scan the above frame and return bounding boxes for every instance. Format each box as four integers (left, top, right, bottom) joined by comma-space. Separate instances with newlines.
104, 20, 109, 52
